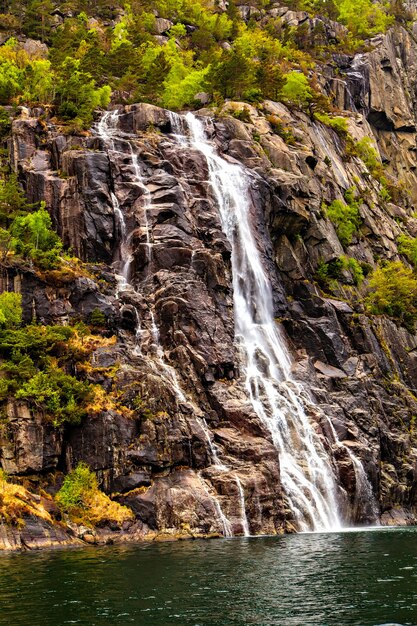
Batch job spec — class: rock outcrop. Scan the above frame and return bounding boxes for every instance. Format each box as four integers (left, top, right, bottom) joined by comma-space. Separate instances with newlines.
3, 23, 417, 548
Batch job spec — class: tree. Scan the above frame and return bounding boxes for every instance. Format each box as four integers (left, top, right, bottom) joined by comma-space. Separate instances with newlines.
0, 174, 29, 227
10, 204, 63, 268
335, 0, 394, 37
0, 107, 11, 139
55, 57, 111, 128
280, 72, 313, 108
22, 0, 54, 42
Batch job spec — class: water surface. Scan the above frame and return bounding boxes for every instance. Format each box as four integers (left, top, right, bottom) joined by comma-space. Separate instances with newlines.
1, 528, 417, 625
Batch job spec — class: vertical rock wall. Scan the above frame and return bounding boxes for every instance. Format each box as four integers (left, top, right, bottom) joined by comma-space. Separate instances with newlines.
3, 25, 417, 539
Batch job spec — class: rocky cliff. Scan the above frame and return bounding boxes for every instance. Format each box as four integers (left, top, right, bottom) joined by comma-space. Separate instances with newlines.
2, 19, 417, 548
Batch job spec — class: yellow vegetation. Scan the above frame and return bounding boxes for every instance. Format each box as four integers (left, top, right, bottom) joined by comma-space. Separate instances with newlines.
0, 471, 52, 527
56, 463, 134, 528
75, 490, 134, 527
85, 384, 133, 418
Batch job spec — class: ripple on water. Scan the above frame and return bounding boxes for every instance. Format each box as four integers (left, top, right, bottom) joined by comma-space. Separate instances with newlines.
1, 529, 417, 626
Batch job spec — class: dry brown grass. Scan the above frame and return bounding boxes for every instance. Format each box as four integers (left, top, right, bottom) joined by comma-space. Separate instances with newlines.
63, 490, 134, 528
0, 472, 52, 527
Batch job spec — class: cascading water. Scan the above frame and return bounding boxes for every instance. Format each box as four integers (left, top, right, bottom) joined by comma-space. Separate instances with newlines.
96, 110, 235, 537
235, 476, 250, 537
180, 112, 344, 532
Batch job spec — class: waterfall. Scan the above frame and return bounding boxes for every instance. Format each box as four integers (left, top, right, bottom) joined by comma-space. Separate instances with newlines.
95, 108, 379, 534
181, 112, 343, 532
201, 418, 228, 471
235, 476, 250, 537
96, 110, 235, 537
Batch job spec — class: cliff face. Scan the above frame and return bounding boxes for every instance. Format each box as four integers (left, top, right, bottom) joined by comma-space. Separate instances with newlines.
3, 23, 417, 547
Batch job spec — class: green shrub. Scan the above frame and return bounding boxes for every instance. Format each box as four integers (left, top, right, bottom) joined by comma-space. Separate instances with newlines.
0, 292, 22, 329
266, 114, 296, 145
314, 112, 349, 137
56, 462, 97, 511
325, 191, 361, 247
315, 255, 364, 289
0, 107, 11, 140
16, 367, 91, 427
365, 261, 417, 331
336, 0, 394, 38
398, 235, 417, 267
0, 323, 85, 414
10, 204, 63, 269
56, 462, 134, 527
90, 308, 106, 327
355, 137, 382, 175
0, 174, 30, 227
231, 106, 252, 123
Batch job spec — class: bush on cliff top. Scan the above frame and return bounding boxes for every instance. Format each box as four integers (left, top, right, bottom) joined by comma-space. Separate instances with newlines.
292, 0, 395, 37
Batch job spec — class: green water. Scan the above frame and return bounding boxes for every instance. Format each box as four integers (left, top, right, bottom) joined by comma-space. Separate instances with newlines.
1, 529, 417, 626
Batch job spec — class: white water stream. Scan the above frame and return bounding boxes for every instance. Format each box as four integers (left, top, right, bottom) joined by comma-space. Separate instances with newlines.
97, 108, 377, 534
96, 111, 236, 536
178, 113, 343, 532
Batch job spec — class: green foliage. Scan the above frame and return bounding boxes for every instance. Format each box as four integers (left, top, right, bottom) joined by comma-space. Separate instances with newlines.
315, 255, 364, 289
365, 261, 417, 331
16, 367, 91, 426
231, 106, 252, 123
90, 308, 106, 327
133, 395, 155, 421
354, 136, 400, 201
398, 235, 417, 266
0, 173, 28, 226
56, 462, 97, 510
0, 0, 403, 117
55, 461, 134, 526
280, 72, 313, 108
0, 38, 55, 105
0, 107, 11, 140
325, 189, 361, 247
336, 0, 394, 38
344, 256, 364, 285
0, 292, 22, 329
55, 57, 111, 128
314, 112, 349, 137
0, 323, 75, 401
0, 173, 66, 269
0, 322, 98, 425
10, 204, 63, 269
294, 0, 394, 37
266, 114, 296, 145
0, 37, 110, 127
355, 137, 382, 174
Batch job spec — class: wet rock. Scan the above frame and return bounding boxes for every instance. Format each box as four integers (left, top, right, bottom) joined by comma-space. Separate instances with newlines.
6, 29, 417, 542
